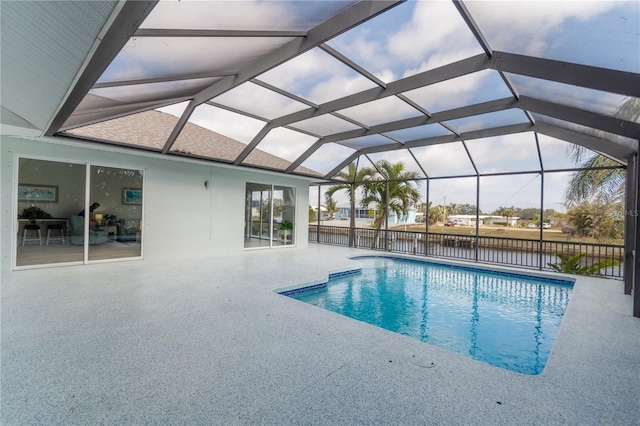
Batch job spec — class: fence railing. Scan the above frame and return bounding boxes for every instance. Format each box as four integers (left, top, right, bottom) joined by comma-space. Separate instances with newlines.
309, 224, 625, 279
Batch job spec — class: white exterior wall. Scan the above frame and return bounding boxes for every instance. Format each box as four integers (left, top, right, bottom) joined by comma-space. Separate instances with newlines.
1, 136, 311, 274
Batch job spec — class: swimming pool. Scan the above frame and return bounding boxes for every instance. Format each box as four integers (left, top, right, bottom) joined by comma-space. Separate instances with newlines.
283, 256, 574, 375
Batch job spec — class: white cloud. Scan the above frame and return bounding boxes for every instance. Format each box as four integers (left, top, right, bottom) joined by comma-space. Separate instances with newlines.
142, 0, 295, 31
338, 35, 393, 70
430, 177, 478, 206
402, 46, 486, 79
290, 114, 359, 136
157, 101, 190, 117
338, 96, 422, 126
160, 101, 267, 144
214, 82, 307, 119
388, 1, 479, 63
367, 149, 425, 177
405, 70, 494, 112
103, 37, 290, 83
307, 74, 375, 105
466, 133, 540, 174
374, 69, 397, 84
258, 49, 348, 98
302, 143, 355, 175
412, 142, 476, 177
479, 174, 541, 211
256, 128, 317, 162
188, 104, 266, 143
465, 1, 622, 56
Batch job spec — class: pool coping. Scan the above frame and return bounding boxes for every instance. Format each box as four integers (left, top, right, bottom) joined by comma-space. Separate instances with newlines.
275, 252, 575, 296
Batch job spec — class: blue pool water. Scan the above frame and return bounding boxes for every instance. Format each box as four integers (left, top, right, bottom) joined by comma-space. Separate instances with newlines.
284, 256, 573, 375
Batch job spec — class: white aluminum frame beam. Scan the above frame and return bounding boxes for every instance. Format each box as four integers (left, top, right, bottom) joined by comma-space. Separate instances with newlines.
160, 0, 402, 153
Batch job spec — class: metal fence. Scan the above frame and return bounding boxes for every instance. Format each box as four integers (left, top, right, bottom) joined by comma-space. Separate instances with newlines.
309, 224, 625, 279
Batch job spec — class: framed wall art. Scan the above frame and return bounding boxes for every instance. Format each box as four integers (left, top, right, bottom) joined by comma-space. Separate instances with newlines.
18, 184, 58, 202
122, 187, 142, 205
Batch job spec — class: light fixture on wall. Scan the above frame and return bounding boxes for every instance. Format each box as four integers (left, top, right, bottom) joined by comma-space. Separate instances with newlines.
204, 180, 209, 189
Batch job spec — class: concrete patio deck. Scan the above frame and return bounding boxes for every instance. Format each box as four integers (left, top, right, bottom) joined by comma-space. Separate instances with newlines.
2, 245, 638, 425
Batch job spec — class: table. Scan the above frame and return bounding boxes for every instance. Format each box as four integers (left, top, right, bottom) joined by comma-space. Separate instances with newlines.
98, 225, 117, 241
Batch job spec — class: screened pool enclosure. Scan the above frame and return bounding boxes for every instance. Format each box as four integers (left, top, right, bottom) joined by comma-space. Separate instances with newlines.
1, 1, 638, 315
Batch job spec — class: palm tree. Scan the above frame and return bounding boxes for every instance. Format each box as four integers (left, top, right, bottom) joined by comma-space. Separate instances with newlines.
323, 195, 337, 219
361, 160, 422, 248
563, 98, 636, 240
498, 207, 515, 226
565, 154, 625, 206
430, 204, 445, 224
325, 162, 375, 246
567, 200, 623, 240
565, 97, 637, 206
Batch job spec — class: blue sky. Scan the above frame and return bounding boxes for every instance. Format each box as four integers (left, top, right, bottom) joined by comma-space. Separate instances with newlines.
117, 0, 636, 213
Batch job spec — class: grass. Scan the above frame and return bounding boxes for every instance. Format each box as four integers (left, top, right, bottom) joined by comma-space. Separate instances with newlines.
314, 221, 624, 264
391, 224, 624, 245
314, 221, 623, 246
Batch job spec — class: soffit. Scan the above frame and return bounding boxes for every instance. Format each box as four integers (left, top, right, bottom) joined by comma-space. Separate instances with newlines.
0, 1, 119, 130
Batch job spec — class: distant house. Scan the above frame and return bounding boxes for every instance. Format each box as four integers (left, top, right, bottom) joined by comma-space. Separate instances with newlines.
449, 214, 520, 226
335, 207, 417, 224
311, 206, 331, 221
388, 207, 417, 224
448, 215, 479, 226
335, 207, 372, 221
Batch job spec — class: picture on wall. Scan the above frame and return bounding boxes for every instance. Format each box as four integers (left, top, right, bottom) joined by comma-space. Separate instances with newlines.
122, 187, 142, 205
18, 184, 58, 202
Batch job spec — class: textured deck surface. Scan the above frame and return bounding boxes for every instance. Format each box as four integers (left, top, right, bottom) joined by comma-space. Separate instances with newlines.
2, 245, 638, 425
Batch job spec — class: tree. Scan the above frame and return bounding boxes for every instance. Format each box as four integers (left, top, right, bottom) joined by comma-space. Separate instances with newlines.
514, 207, 539, 221
565, 98, 636, 206
457, 203, 478, 215
361, 160, 422, 248
567, 200, 623, 240
448, 203, 459, 216
309, 205, 316, 222
325, 162, 375, 246
565, 154, 625, 206
498, 206, 515, 226
429, 205, 445, 224
323, 195, 337, 219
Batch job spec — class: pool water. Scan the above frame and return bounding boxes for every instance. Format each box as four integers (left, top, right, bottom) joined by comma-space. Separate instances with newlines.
285, 256, 573, 375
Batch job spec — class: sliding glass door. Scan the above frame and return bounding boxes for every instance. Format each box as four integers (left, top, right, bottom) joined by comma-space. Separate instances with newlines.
88, 165, 143, 261
244, 182, 295, 249
16, 157, 143, 267
16, 158, 86, 266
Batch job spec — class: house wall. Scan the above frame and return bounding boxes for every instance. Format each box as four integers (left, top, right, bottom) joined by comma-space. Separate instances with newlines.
1, 136, 311, 274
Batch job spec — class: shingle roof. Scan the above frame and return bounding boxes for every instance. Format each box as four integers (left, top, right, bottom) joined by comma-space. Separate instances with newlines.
66, 110, 321, 176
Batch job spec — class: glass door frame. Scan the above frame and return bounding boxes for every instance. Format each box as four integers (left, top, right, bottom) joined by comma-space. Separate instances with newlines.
13, 155, 145, 269
244, 182, 296, 250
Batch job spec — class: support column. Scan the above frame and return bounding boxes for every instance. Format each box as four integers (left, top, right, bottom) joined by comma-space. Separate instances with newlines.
384, 180, 389, 252
349, 182, 356, 247
625, 151, 639, 317
624, 153, 637, 295
317, 185, 321, 244
425, 178, 430, 257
